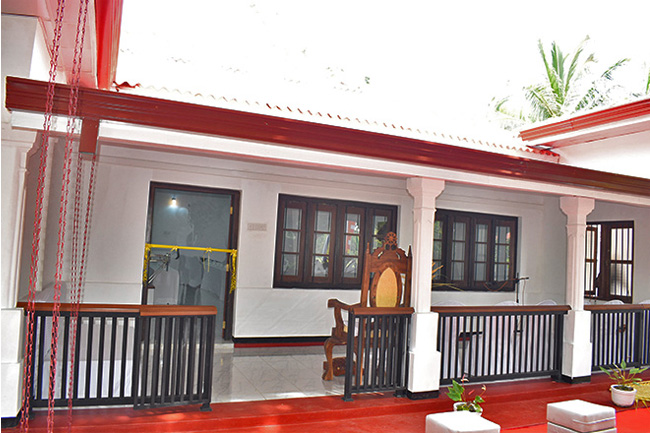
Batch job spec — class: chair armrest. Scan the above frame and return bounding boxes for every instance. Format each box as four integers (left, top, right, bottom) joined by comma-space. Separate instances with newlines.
327, 299, 361, 338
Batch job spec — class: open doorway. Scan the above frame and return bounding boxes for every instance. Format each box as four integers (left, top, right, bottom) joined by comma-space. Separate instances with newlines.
143, 182, 240, 343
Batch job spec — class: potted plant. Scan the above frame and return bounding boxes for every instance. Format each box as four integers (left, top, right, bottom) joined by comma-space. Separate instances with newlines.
599, 360, 648, 407
446, 376, 486, 414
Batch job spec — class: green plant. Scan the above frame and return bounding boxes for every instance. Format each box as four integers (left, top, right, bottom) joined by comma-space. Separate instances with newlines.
446, 376, 486, 413
599, 360, 648, 391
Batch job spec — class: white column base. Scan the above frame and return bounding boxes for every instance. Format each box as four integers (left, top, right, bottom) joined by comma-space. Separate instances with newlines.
1, 308, 25, 418
408, 312, 441, 394
561, 309, 592, 381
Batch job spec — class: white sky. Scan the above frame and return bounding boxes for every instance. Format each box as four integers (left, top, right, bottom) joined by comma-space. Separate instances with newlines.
117, 1, 650, 134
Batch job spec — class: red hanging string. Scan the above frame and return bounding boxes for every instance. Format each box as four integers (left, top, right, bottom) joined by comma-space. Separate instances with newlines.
20, 0, 66, 431
47, 0, 90, 432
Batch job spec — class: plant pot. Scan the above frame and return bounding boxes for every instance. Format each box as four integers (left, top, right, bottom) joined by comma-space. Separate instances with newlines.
453, 402, 483, 415
610, 385, 637, 407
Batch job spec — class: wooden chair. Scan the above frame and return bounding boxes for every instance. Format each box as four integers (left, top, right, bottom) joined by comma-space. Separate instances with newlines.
322, 232, 412, 380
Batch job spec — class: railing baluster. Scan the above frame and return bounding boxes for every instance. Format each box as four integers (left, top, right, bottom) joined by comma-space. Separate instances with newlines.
84, 316, 94, 400
108, 317, 117, 399
97, 316, 106, 399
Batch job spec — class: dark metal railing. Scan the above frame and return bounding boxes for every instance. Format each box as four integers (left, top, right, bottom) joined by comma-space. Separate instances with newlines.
586, 304, 650, 370
133, 306, 216, 411
19, 303, 216, 411
22, 303, 140, 408
433, 305, 569, 385
343, 306, 413, 401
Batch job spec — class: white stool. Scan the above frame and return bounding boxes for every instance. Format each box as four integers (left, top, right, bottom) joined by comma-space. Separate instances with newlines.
547, 400, 616, 433
426, 412, 500, 433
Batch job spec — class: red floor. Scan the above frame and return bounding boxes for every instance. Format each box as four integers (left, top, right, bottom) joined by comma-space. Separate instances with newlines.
10, 371, 650, 433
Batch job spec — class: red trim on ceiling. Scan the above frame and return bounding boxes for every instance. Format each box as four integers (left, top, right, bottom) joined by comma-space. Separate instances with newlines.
6, 76, 650, 198
95, 0, 124, 90
519, 99, 650, 142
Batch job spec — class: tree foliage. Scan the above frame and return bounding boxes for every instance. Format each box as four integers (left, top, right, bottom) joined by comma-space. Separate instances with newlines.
492, 36, 634, 130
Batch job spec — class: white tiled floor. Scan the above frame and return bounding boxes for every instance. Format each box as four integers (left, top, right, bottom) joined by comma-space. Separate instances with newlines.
211, 345, 347, 402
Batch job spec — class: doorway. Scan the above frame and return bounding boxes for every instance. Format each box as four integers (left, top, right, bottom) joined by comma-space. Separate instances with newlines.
144, 182, 240, 343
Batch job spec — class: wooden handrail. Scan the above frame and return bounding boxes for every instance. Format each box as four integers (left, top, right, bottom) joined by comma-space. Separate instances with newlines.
585, 304, 650, 312
351, 306, 414, 315
16, 302, 217, 316
432, 305, 571, 314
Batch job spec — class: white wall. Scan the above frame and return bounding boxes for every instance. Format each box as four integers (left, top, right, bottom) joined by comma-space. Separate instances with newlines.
588, 201, 650, 303
19, 140, 592, 338
557, 130, 650, 180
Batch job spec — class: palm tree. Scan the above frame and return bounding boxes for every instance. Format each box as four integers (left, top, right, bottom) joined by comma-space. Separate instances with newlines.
493, 36, 630, 129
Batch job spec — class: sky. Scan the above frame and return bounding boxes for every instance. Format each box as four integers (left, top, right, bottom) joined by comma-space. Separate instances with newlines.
116, 1, 650, 135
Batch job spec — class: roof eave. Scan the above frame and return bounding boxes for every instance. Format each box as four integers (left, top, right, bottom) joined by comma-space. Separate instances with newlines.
6, 76, 650, 198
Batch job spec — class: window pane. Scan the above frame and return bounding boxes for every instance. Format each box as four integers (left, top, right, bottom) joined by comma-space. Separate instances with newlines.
433, 240, 442, 261
282, 254, 298, 276
343, 257, 358, 278
283, 231, 300, 253
313, 256, 329, 277
345, 235, 359, 255
475, 243, 487, 262
374, 216, 388, 236
314, 233, 330, 254
495, 264, 508, 281
496, 225, 510, 243
496, 245, 509, 262
316, 210, 331, 232
474, 263, 486, 281
285, 208, 302, 230
452, 242, 465, 261
452, 262, 464, 280
346, 213, 360, 234
476, 224, 488, 243
453, 222, 466, 241
434, 220, 443, 240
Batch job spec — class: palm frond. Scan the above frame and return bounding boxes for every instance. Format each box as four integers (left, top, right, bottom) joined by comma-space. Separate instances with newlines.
541, 40, 565, 105
565, 36, 591, 97
601, 58, 629, 81
525, 85, 558, 120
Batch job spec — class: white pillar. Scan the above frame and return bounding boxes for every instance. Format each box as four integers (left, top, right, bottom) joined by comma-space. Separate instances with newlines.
559, 196, 595, 382
406, 177, 444, 398
1, 134, 34, 419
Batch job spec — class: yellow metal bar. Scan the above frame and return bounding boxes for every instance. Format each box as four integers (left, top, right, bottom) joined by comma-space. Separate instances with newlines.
145, 243, 237, 254
143, 243, 238, 294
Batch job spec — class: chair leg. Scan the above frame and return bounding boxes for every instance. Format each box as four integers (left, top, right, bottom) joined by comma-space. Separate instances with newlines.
323, 338, 335, 381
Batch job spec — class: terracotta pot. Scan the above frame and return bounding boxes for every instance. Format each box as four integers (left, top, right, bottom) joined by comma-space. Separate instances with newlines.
610, 385, 637, 407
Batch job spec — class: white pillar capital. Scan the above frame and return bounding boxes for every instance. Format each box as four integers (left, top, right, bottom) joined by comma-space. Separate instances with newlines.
406, 177, 445, 210
560, 196, 595, 225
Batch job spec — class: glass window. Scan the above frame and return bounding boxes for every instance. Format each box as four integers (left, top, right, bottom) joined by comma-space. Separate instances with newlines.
584, 221, 634, 302
274, 195, 397, 289
432, 209, 518, 292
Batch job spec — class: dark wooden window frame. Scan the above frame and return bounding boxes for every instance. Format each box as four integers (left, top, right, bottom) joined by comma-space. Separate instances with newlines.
274, 195, 397, 289
432, 209, 518, 292
585, 220, 634, 303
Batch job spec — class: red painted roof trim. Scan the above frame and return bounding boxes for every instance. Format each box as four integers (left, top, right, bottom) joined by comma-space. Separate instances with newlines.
519, 98, 650, 142
95, 0, 124, 90
6, 76, 650, 198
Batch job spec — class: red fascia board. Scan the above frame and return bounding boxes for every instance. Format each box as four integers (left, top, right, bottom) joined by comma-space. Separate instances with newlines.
519, 99, 650, 142
95, 0, 124, 90
5, 76, 650, 198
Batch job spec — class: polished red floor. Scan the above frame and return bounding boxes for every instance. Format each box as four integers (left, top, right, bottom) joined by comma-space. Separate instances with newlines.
11, 371, 650, 433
